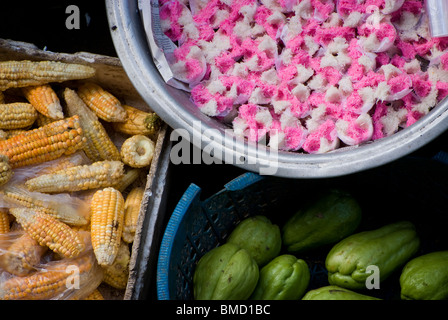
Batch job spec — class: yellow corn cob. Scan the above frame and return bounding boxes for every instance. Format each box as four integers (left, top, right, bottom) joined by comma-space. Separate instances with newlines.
0, 130, 7, 140
112, 105, 162, 136
0, 115, 85, 168
102, 242, 130, 289
90, 187, 125, 266
0, 243, 103, 300
120, 135, 156, 168
64, 88, 121, 162
0, 232, 47, 276
2, 186, 88, 226
83, 289, 104, 300
22, 84, 64, 119
9, 208, 85, 258
122, 187, 144, 243
0, 60, 96, 91
0, 155, 12, 187
34, 151, 89, 176
0, 208, 10, 233
3, 129, 27, 139
0, 102, 37, 129
77, 82, 127, 122
113, 168, 143, 192
25, 160, 125, 193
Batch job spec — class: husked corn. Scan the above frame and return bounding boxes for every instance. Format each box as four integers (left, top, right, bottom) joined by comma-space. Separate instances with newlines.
64, 88, 121, 162
9, 208, 85, 258
0, 103, 38, 129
0, 60, 96, 91
120, 135, 155, 168
0, 208, 10, 233
77, 82, 127, 122
102, 242, 130, 289
22, 84, 64, 119
0, 115, 85, 168
25, 160, 125, 193
0, 155, 12, 187
112, 105, 162, 136
83, 289, 104, 300
0, 232, 47, 276
90, 187, 125, 266
122, 187, 144, 243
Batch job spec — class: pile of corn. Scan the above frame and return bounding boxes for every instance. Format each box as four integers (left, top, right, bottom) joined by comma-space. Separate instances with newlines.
0, 60, 162, 300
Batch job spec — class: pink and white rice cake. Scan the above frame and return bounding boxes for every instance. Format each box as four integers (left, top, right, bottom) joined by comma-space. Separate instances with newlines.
159, 0, 448, 154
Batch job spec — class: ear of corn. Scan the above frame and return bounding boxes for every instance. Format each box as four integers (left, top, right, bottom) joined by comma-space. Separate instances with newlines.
102, 242, 130, 289
0, 115, 85, 168
0, 103, 38, 129
122, 187, 144, 243
25, 160, 125, 193
0, 155, 12, 187
112, 105, 162, 136
77, 82, 127, 122
0, 232, 47, 276
0, 208, 10, 233
9, 207, 85, 258
0, 60, 96, 91
64, 88, 121, 162
1, 186, 88, 226
22, 84, 64, 119
90, 187, 125, 266
82, 289, 105, 300
113, 168, 143, 192
120, 135, 156, 168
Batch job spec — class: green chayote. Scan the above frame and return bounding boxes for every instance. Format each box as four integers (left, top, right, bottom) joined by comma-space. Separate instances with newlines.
326, 221, 420, 290
302, 285, 381, 300
400, 251, 448, 300
227, 215, 281, 266
193, 243, 259, 300
250, 254, 310, 300
282, 189, 362, 254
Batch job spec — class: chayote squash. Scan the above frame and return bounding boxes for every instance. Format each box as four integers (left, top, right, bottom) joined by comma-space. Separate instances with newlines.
400, 250, 448, 300
282, 189, 362, 254
250, 254, 310, 300
227, 215, 281, 266
326, 221, 420, 290
302, 285, 381, 300
193, 243, 259, 300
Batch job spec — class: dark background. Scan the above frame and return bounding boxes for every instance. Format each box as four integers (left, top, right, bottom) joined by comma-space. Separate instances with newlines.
1, 0, 448, 307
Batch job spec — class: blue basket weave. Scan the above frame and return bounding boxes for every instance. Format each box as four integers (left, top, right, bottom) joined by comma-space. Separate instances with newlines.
157, 155, 448, 300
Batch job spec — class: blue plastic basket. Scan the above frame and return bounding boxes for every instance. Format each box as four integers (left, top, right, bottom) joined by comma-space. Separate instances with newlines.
157, 155, 448, 300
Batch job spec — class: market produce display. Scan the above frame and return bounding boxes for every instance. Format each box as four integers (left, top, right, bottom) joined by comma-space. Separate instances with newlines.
192, 189, 448, 300
158, 0, 448, 153
0, 59, 162, 300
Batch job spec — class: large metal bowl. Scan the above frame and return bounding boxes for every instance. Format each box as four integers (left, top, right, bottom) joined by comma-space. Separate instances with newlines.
106, 1, 448, 178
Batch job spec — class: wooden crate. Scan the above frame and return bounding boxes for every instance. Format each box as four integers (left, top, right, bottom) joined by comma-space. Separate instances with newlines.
0, 38, 171, 300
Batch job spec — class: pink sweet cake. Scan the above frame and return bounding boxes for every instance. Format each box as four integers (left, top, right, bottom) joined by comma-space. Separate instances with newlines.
159, 0, 448, 153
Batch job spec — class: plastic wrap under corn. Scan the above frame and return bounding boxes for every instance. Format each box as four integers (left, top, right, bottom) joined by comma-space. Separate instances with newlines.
63, 88, 121, 162
0, 232, 103, 300
0, 115, 86, 168
25, 160, 125, 193
0, 185, 88, 226
9, 208, 85, 259
0, 231, 48, 276
0, 60, 96, 91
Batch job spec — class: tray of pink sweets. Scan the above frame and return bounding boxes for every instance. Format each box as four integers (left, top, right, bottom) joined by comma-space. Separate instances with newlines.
107, 0, 448, 178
